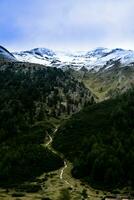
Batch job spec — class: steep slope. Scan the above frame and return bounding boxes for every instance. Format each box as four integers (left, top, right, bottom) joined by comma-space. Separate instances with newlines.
13, 47, 134, 101
0, 62, 93, 117
85, 47, 134, 71
14, 48, 55, 65
0, 46, 16, 62
53, 89, 134, 189
0, 61, 94, 186
13, 47, 134, 71
70, 64, 134, 100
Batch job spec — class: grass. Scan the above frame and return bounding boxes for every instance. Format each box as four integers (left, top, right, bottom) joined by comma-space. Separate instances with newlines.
70, 66, 134, 101
0, 161, 131, 200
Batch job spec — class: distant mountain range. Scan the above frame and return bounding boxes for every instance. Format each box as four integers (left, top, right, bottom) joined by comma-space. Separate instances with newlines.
1, 45, 134, 100
13, 47, 134, 72
1, 45, 134, 72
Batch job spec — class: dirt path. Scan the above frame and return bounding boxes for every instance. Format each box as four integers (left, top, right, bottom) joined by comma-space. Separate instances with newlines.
43, 129, 117, 199
45, 133, 52, 146
0, 128, 130, 200
46, 129, 74, 188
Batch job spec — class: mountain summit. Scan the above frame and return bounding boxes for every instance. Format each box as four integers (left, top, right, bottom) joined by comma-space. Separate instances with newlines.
13, 47, 134, 72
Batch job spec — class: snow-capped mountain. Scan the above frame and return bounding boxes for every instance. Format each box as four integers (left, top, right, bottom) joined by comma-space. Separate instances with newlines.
13, 48, 55, 66
0, 46, 16, 62
13, 47, 134, 72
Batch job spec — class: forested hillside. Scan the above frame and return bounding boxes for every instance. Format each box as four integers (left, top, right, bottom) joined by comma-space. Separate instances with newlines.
53, 89, 134, 189
0, 61, 93, 187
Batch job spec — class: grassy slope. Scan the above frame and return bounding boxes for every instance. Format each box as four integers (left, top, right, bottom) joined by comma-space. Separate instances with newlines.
68, 66, 134, 101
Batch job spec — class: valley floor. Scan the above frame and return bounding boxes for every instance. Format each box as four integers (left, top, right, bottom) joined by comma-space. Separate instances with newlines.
0, 130, 132, 200
0, 162, 107, 200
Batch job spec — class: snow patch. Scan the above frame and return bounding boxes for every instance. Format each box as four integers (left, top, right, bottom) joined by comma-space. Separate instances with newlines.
13, 47, 134, 72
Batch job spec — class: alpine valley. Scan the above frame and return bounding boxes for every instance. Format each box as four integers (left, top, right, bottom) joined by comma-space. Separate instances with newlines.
13, 47, 134, 100
0, 45, 134, 200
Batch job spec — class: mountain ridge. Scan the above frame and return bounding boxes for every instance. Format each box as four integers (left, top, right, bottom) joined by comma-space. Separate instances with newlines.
0, 46, 16, 62
13, 47, 134, 72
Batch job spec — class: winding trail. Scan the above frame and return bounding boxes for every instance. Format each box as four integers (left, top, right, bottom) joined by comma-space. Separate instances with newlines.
45, 128, 73, 188
60, 161, 73, 188
60, 161, 67, 180
45, 133, 52, 146
41, 128, 118, 199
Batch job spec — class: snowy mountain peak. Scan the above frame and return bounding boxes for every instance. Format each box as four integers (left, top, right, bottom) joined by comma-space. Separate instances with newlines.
86, 47, 111, 58
13, 47, 134, 72
27, 48, 55, 57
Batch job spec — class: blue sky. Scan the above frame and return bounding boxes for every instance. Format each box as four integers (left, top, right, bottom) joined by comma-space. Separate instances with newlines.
1, 0, 134, 51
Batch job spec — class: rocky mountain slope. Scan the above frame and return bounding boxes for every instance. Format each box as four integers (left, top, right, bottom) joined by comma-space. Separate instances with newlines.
0, 46, 16, 62
2, 45, 134, 101
13, 47, 134, 72
69, 64, 134, 100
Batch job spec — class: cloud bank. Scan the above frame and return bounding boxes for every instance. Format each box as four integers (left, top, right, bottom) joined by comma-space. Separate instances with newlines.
1, 0, 134, 51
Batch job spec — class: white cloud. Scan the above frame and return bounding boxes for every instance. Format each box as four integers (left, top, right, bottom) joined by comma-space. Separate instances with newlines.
1, 0, 134, 51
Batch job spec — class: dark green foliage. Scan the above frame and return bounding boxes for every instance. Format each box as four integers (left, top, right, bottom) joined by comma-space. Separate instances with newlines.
81, 189, 88, 199
12, 193, 25, 197
0, 118, 63, 186
1, 63, 94, 186
53, 90, 134, 189
58, 188, 71, 200
16, 183, 41, 193
0, 62, 93, 187
0, 63, 92, 122
0, 144, 63, 186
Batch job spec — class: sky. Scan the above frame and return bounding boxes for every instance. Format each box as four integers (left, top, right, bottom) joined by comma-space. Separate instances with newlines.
1, 0, 134, 51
